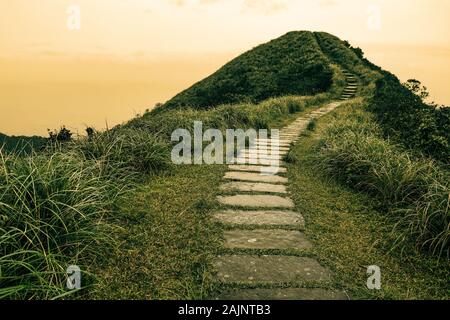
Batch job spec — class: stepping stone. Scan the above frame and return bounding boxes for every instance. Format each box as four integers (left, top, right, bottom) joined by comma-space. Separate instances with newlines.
217, 288, 348, 300
254, 139, 291, 145
224, 172, 288, 184
251, 142, 291, 147
214, 210, 304, 226
228, 165, 287, 174
217, 195, 294, 208
244, 148, 288, 154
246, 148, 290, 153
238, 151, 286, 158
220, 182, 287, 194
233, 158, 286, 166
223, 229, 313, 250
214, 255, 332, 283
236, 155, 284, 162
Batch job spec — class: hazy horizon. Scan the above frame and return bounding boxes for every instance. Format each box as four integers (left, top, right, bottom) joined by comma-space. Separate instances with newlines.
1, 0, 449, 136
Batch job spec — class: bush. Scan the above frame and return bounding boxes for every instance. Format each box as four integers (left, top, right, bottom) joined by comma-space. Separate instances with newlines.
0, 151, 123, 299
75, 129, 172, 175
307, 119, 317, 131
369, 73, 450, 163
318, 102, 449, 257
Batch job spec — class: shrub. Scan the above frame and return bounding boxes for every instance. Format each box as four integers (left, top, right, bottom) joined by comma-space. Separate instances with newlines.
369, 73, 450, 163
307, 119, 317, 131
75, 129, 172, 175
0, 151, 123, 299
318, 102, 449, 257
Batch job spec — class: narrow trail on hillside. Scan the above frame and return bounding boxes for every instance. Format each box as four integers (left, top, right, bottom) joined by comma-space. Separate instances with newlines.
212, 72, 357, 300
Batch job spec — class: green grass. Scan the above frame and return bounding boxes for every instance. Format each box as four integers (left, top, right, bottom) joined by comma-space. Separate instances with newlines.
0, 151, 126, 299
89, 164, 226, 300
285, 102, 449, 299
317, 100, 449, 258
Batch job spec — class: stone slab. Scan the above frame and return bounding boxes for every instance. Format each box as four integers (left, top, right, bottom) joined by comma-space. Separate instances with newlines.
215, 255, 332, 283
228, 165, 287, 174
223, 229, 312, 250
217, 195, 294, 208
224, 172, 288, 184
217, 288, 348, 300
220, 182, 287, 194
214, 210, 304, 226
233, 158, 286, 166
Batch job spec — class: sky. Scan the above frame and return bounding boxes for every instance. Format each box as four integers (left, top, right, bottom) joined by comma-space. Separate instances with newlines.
1, 0, 450, 135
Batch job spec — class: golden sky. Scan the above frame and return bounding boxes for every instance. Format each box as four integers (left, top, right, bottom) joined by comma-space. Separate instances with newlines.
1, 0, 450, 135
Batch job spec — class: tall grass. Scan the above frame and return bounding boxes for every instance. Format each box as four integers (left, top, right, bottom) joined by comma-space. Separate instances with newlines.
125, 93, 335, 141
317, 101, 449, 258
0, 151, 125, 299
73, 129, 172, 176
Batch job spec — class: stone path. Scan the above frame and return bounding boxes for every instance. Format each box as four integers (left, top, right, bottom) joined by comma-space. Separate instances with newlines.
213, 75, 356, 300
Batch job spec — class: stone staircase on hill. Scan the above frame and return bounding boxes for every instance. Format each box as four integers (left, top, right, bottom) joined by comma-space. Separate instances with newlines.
212, 72, 358, 300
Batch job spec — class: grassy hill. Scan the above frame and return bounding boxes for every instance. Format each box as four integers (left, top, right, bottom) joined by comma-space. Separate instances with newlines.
164, 31, 333, 110
1, 31, 448, 300
0, 133, 47, 155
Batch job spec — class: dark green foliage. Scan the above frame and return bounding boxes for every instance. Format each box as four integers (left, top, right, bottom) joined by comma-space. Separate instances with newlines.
0, 133, 47, 155
370, 72, 450, 163
316, 31, 449, 164
307, 119, 317, 131
318, 102, 449, 257
48, 126, 73, 143
164, 31, 333, 109
86, 127, 95, 141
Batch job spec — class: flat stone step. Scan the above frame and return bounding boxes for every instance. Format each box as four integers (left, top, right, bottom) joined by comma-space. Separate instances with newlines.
228, 165, 287, 174
254, 140, 291, 145
245, 148, 288, 152
217, 288, 348, 300
217, 195, 294, 208
233, 158, 286, 166
214, 210, 304, 226
214, 255, 332, 284
280, 131, 300, 135
251, 142, 291, 147
220, 182, 287, 194
238, 152, 285, 159
224, 172, 288, 184
247, 147, 290, 153
223, 230, 313, 250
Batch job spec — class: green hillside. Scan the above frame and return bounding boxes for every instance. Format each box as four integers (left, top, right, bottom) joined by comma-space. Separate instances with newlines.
164, 31, 333, 109
1, 31, 448, 300
0, 133, 47, 155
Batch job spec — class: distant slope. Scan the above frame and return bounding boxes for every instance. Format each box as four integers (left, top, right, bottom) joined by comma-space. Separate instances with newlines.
0, 133, 47, 154
164, 31, 333, 110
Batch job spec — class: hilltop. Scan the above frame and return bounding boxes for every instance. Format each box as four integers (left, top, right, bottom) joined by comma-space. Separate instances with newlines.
164, 31, 333, 109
